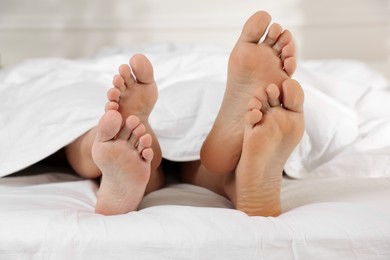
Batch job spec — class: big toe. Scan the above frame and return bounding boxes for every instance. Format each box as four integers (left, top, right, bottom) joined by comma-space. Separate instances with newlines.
130, 54, 155, 84
238, 11, 271, 44
282, 79, 304, 113
96, 110, 122, 142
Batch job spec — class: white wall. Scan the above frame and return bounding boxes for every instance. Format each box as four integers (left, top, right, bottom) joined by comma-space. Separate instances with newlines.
0, 0, 389, 77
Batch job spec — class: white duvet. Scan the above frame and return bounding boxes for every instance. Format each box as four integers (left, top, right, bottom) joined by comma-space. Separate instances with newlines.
1, 44, 390, 178
1, 44, 390, 260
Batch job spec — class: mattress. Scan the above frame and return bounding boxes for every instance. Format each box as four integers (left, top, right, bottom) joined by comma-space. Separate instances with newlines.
1, 44, 390, 259
1, 167, 390, 259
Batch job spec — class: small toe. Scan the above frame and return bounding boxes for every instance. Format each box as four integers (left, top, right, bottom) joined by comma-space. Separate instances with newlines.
112, 74, 126, 92
282, 79, 304, 113
266, 84, 281, 107
264, 23, 283, 46
105, 101, 119, 112
245, 109, 263, 127
141, 147, 154, 162
283, 57, 297, 76
118, 115, 140, 140
253, 87, 270, 111
247, 96, 263, 111
128, 122, 146, 146
281, 42, 296, 61
107, 88, 120, 102
118, 64, 135, 87
137, 134, 152, 154
273, 30, 293, 54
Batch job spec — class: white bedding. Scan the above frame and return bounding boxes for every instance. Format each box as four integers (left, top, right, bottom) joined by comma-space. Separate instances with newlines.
1, 44, 390, 259
1, 44, 389, 178
1, 170, 390, 259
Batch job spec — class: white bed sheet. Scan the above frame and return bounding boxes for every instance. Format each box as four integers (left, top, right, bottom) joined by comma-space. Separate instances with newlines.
1, 44, 390, 259
1, 170, 390, 259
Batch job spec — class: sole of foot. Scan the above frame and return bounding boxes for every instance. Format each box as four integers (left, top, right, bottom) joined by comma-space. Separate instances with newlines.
234, 79, 304, 217
92, 110, 154, 215
201, 11, 297, 175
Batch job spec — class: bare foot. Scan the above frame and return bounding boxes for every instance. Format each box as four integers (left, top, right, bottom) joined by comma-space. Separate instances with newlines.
92, 110, 154, 215
107, 54, 162, 172
234, 79, 304, 216
201, 11, 297, 174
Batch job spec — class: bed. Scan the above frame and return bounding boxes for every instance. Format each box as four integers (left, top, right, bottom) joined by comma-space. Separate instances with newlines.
1, 1, 390, 259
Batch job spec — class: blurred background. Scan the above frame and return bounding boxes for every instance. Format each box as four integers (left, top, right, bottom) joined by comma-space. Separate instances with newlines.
0, 0, 389, 79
